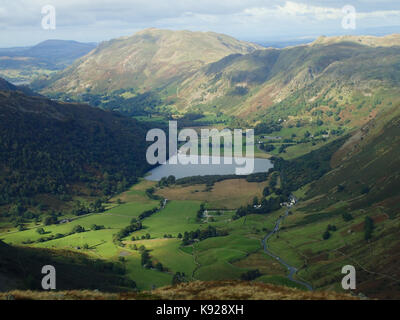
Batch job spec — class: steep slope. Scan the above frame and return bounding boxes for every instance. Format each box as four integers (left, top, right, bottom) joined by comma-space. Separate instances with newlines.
34, 28, 262, 95
0, 78, 151, 208
175, 34, 400, 127
36, 32, 400, 131
0, 280, 357, 300
0, 240, 134, 292
270, 103, 400, 299
0, 77, 40, 96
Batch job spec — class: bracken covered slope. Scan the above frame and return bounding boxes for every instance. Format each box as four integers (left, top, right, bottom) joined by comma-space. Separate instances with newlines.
0, 280, 358, 300
36, 28, 262, 95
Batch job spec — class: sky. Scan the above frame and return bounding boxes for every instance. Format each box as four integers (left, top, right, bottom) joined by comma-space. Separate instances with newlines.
0, 0, 399, 47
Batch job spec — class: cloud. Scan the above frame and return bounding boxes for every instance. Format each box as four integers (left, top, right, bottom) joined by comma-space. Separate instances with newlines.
0, 0, 399, 47
243, 1, 400, 21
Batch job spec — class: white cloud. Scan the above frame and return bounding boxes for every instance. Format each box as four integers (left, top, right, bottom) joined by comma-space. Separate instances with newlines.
243, 1, 400, 21
0, 0, 399, 47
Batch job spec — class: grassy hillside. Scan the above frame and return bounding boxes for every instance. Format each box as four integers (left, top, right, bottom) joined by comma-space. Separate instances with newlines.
176, 35, 400, 126
0, 78, 152, 228
0, 240, 133, 292
35, 28, 262, 96
267, 104, 400, 299
34, 33, 400, 140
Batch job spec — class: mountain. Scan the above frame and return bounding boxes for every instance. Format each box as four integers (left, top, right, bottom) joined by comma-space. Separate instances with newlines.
0, 40, 96, 84
174, 34, 400, 126
270, 102, 400, 299
0, 78, 151, 209
36, 32, 400, 132
34, 28, 262, 95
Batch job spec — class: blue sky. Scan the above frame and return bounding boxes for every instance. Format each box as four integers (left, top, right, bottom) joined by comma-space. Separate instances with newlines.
0, 0, 399, 47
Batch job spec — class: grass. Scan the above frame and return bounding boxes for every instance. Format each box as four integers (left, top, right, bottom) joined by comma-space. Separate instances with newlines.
125, 238, 197, 277
132, 200, 202, 239
156, 179, 269, 209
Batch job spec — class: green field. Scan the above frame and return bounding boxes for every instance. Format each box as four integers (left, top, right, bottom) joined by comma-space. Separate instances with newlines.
0, 179, 293, 290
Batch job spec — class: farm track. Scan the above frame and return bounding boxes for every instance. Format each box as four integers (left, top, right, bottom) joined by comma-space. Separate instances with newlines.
262, 207, 313, 291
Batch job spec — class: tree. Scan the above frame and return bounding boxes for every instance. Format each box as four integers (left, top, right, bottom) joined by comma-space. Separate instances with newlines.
240, 269, 261, 281
252, 197, 259, 206
36, 227, 45, 235
342, 212, 353, 222
72, 225, 85, 233
364, 217, 374, 241
155, 262, 164, 272
172, 272, 186, 285
322, 230, 331, 240
361, 186, 370, 195
141, 250, 151, 266
327, 225, 337, 232
177, 233, 183, 239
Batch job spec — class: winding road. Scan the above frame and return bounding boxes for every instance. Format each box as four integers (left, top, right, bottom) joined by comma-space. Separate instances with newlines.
262, 207, 313, 291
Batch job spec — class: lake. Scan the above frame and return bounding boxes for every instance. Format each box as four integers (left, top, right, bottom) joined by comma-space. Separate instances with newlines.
145, 154, 273, 181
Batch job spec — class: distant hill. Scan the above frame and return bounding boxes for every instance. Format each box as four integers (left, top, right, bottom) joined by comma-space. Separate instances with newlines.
0, 77, 40, 96
0, 40, 96, 84
34, 28, 262, 94
0, 78, 151, 208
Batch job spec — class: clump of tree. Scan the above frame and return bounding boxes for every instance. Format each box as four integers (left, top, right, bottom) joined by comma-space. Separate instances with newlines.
172, 272, 187, 285
36, 227, 45, 235
181, 226, 227, 246
72, 225, 85, 233
342, 212, 354, 222
254, 121, 282, 135
196, 203, 206, 221
240, 269, 262, 281
158, 175, 176, 187
113, 221, 143, 245
140, 247, 153, 269
145, 187, 162, 200
259, 143, 275, 152
24, 224, 86, 244
322, 230, 331, 240
90, 224, 105, 231
175, 172, 268, 187
138, 207, 159, 220
322, 224, 337, 240
364, 216, 374, 241
233, 196, 284, 219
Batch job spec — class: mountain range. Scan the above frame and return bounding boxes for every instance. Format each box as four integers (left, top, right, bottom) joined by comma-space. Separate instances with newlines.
34, 30, 400, 132
1, 29, 400, 299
